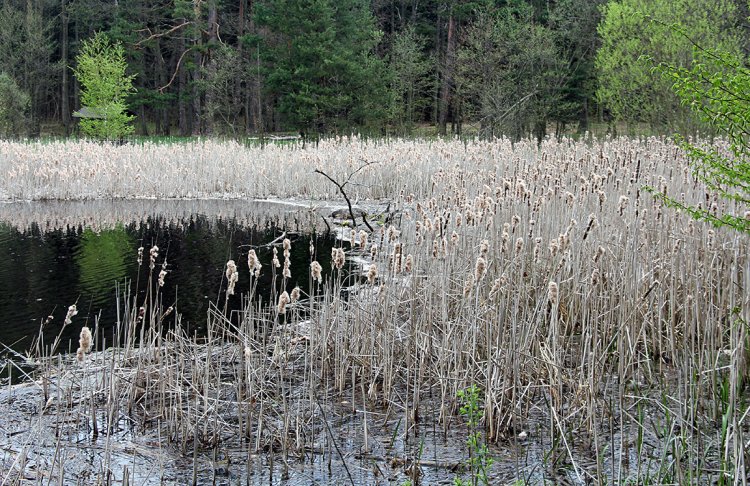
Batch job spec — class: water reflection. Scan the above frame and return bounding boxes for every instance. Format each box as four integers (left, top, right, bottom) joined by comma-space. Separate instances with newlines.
0, 199, 334, 358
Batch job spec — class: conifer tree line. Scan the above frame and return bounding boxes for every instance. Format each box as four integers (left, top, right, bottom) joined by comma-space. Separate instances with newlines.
0, 0, 747, 139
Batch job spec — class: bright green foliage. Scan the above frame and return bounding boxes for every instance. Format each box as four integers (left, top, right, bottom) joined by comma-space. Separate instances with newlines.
256, 0, 387, 134
73, 32, 136, 139
454, 385, 494, 486
595, 0, 741, 131
0, 72, 31, 138
651, 37, 750, 234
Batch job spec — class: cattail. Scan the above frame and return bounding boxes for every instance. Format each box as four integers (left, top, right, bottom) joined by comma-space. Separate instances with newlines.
618, 195, 629, 216
370, 244, 378, 259
367, 264, 378, 284
310, 261, 323, 283
309, 239, 315, 257
548, 239, 559, 258
391, 242, 402, 273
158, 268, 167, 287
387, 225, 399, 242
451, 231, 459, 245
404, 254, 413, 273
547, 281, 559, 306
137, 246, 144, 266
558, 233, 570, 252
332, 247, 346, 269
283, 261, 292, 279
432, 238, 439, 257
64, 304, 78, 325
290, 286, 301, 303
474, 257, 487, 281
359, 230, 368, 250
590, 268, 599, 286
593, 245, 604, 263
480, 239, 489, 257
283, 238, 291, 251
247, 249, 259, 273
272, 247, 281, 268
226, 260, 239, 295
463, 277, 474, 297
455, 213, 462, 227
515, 237, 524, 255
149, 245, 159, 270
277, 291, 290, 314
489, 276, 504, 299
76, 326, 92, 362
582, 214, 598, 241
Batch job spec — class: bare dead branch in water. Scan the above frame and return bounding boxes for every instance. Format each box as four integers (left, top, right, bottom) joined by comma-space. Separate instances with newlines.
314, 160, 377, 232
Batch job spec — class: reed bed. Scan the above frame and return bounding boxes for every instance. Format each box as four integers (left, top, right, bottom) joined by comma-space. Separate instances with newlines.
1, 136, 749, 484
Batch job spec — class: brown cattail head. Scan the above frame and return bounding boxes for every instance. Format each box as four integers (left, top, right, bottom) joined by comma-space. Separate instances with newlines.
332, 247, 346, 269
404, 254, 414, 273
64, 304, 78, 325
547, 281, 559, 306
367, 264, 378, 284
618, 195, 629, 216
149, 245, 159, 271
310, 261, 323, 283
76, 326, 92, 362
474, 257, 487, 281
290, 286, 301, 302
480, 239, 489, 257
226, 260, 239, 295
277, 291, 290, 314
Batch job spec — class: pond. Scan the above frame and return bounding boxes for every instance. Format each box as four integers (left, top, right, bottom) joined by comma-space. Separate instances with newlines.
0, 198, 337, 376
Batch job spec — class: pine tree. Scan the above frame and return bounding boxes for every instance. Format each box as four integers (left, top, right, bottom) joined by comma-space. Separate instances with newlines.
256, 0, 387, 134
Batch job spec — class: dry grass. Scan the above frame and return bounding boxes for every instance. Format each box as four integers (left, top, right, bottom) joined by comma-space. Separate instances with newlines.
1, 135, 749, 484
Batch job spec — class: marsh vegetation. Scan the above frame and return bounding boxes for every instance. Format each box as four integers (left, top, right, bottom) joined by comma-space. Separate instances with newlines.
1, 136, 748, 484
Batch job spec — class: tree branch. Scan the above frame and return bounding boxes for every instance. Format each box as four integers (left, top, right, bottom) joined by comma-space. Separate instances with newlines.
314, 168, 375, 232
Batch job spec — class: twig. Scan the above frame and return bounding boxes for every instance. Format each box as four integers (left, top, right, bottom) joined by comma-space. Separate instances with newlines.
316, 401, 355, 486
135, 22, 193, 48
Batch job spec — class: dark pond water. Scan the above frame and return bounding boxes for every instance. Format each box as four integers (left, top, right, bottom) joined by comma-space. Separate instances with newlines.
0, 199, 337, 367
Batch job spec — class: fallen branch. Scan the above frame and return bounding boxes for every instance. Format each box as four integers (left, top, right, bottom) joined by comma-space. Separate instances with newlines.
314, 167, 375, 232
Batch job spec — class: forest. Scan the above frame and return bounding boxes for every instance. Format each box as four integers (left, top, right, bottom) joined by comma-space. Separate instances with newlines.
0, 0, 747, 140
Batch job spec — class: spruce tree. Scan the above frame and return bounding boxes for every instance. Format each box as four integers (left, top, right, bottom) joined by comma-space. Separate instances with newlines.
256, 0, 387, 134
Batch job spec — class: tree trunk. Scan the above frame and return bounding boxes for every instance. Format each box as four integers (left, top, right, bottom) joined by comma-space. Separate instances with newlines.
154, 37, 168, 135
438, 12, 455, 136
204, 0, 217, 135
178, 23, 189, 136
61, 0, 70, 135
235, 0, 246, 134
191, 0, 203, 136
